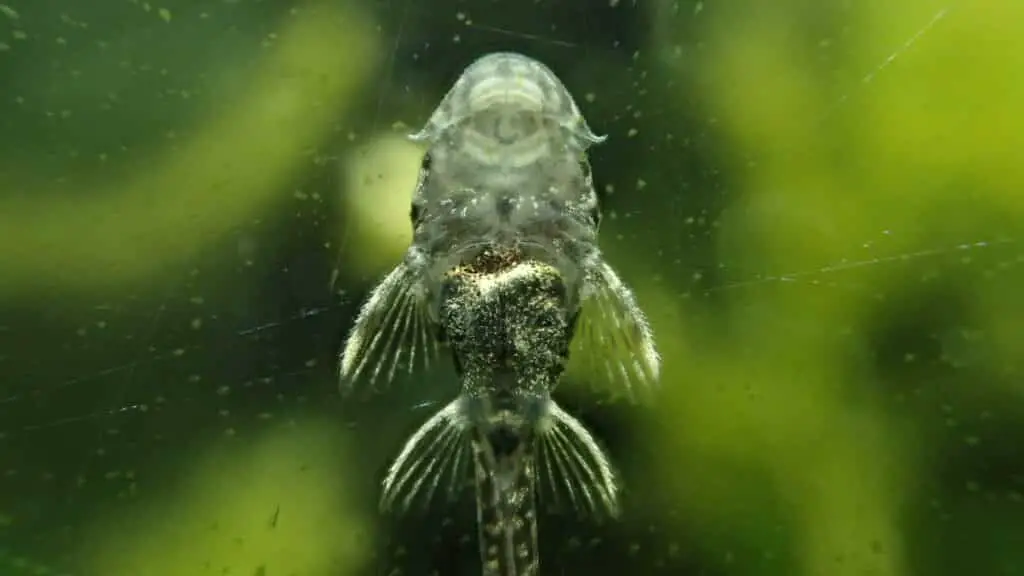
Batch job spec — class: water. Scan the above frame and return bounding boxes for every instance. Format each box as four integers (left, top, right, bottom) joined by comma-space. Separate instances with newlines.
1, 1, 1022, 575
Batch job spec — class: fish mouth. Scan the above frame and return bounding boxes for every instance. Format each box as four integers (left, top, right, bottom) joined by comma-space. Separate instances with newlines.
466, 75, 548, 115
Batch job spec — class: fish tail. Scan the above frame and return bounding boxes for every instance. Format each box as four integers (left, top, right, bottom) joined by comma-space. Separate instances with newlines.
472, 435, 540, 576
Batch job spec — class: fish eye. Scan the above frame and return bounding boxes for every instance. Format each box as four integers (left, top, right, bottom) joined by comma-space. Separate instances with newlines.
580, 157, 595, 188
579, 155, 591, 175
410, 201, 424, 226
581, 159, 602, 227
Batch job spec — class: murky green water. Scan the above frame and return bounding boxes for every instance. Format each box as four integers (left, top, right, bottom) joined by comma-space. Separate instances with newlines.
1, 1, 1022, 575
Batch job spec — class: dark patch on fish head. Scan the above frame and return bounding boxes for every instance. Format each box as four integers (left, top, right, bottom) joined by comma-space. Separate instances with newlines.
487, 424, 522, 459
495, 194, 516, 220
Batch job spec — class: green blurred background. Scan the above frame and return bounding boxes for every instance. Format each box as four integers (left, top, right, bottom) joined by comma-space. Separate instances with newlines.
1, 0, 1022, 575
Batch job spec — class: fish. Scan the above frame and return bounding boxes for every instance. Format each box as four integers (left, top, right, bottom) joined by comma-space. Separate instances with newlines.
339, 52, 660, 576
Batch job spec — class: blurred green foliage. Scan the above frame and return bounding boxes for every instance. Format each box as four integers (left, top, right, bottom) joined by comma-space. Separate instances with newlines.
0, 0, 1021, 575
0, 0, 377, 296
643, 1, 1024, 575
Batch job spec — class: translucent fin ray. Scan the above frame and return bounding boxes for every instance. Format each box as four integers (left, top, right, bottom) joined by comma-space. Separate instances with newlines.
338, 264, 438, 396
567, 257, 660, 401
381, 399, 469, 512
536, 400, 619, 518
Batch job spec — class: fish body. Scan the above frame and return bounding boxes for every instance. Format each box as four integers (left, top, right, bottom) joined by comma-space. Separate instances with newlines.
339, 52, 659, 576
441, 253, 567, 576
